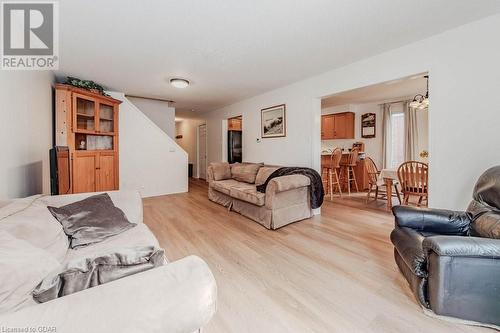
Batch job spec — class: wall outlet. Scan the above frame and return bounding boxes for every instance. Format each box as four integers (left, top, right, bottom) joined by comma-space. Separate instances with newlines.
256, 138, 261, 143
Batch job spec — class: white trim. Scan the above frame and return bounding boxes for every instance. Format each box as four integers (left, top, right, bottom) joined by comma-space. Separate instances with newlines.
221, 119, 228, 162
197, 124, 208, 180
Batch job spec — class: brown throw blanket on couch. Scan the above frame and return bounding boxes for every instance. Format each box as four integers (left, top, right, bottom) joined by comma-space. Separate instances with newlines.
256, 167, 324, 209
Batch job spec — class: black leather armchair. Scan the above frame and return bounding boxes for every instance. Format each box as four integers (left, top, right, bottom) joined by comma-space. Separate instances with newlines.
391, 166, 500, 327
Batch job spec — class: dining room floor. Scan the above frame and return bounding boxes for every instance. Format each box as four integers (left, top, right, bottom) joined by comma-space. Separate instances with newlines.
324, 190, 402, 213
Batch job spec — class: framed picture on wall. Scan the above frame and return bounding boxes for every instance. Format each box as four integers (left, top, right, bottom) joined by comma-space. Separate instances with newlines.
261, 104, 286, 138
361, 113, 376, 138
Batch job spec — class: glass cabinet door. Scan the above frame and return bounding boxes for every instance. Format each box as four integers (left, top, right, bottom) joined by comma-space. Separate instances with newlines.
74, 95, 96, 132
98, 103, 114, 133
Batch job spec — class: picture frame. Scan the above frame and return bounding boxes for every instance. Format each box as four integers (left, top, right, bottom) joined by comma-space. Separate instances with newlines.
261, 104, 286, 138
361, 113, 376, 138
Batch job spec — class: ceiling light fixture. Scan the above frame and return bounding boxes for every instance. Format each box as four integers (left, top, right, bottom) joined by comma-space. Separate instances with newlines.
170, 78, 190, 89
409, 75, 429, 109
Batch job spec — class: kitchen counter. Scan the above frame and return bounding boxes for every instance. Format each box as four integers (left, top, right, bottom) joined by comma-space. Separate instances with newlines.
321, 151, 369, 191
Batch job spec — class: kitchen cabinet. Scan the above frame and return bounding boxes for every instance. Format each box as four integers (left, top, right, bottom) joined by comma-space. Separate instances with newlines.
228, 117, 242, 131
321, 115, 335, 139
321, 112, 355, 140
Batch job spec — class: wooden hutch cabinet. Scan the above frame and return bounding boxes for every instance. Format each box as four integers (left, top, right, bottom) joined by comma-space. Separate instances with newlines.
55, 84, 121, 194
321, 112, 355, 140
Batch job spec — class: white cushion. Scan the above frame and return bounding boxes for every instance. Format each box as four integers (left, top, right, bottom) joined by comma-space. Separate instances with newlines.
0, 256, 217, 333
0, 198, 68, 262
0, 195, 41, 220
0, 231, 60, 314
0, 191, 143, 263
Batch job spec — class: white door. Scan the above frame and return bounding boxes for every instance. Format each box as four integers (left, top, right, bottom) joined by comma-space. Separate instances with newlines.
198, 124, 207, 180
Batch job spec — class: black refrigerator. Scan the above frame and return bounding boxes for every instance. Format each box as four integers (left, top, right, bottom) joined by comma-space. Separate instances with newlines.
228, 130, 242, 164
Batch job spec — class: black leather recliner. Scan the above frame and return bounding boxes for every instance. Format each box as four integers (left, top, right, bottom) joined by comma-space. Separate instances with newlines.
391, 166, 500, 327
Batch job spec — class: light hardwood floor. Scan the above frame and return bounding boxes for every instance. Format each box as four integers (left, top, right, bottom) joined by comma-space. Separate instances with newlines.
143, 179, 489, 333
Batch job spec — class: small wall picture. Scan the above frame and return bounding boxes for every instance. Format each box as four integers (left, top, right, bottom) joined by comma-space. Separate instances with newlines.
361, 113, 376, 138
261, 104, 286, 138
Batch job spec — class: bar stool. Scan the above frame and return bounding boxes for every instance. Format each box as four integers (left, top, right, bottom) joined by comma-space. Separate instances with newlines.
325, 148, 343, 199
340, 148, 359, 195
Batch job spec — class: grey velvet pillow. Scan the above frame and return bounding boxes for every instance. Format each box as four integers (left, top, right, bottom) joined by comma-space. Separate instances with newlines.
47, 193, 135, 249
33, 246, 165, 303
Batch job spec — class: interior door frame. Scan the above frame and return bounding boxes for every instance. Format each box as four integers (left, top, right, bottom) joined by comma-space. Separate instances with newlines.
197, 123, 208, 180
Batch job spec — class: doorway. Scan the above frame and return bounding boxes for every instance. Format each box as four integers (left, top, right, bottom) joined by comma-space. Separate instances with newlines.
198, 124, 207, 180
319, 73, 429, 210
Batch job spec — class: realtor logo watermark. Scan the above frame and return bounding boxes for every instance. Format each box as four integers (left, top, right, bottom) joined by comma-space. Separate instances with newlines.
1, 1, 59, 70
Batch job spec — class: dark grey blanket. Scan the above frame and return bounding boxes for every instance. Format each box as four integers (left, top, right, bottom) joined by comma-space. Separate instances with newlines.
256, 167, 324, 209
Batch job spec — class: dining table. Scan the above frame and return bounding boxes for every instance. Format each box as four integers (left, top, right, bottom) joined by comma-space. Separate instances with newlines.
377, 168, 401, 211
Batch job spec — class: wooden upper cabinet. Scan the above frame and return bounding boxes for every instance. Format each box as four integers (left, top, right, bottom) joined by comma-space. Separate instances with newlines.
333, 113, 347, 139
228, 117, 242, 131
321, 112, 355, 140
321, 115, 335, 140
73, 93, 97, 133
98, 102, 116, 134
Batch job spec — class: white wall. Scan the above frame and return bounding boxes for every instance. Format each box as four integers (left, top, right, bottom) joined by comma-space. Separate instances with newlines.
321, 103, 384, 168
0, 72, 54, 199
205, 91, 315, 167
204, 13, 500, 210
175, 118, 206, 177
127, 97, 176, 139
108, 92, 188, 197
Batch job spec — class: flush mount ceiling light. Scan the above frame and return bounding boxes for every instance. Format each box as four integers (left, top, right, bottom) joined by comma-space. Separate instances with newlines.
409, 75, 429, 109
170, 78, 190, 89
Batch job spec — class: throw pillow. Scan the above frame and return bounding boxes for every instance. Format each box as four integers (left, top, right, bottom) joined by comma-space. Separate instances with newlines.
211, 162, 231, 181
33, 246, 165, 303
231, 163, 263, 184
0, 231, 60, 314
47, 193, 135, 249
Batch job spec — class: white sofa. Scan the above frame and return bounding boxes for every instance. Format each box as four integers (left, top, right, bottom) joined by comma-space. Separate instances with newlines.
0, 191, 217, 333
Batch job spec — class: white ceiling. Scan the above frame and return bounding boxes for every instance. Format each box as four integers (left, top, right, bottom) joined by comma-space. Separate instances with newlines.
56, 1, 500, 113
322, 75, 427, 107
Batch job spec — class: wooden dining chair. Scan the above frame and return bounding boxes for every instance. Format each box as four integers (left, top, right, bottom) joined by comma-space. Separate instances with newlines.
397, 161, 429, 206
340, 148, 359, 195
365, 157, 401, 204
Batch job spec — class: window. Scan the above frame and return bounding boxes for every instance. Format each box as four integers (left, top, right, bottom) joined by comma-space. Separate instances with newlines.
390, 110, 405, 168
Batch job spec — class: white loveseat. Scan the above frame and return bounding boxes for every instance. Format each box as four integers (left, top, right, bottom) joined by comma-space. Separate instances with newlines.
0, 191, 217, 333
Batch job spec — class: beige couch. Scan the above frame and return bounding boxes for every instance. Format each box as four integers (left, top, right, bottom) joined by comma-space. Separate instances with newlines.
208, 162, 313, 229
0, 191, 217, 333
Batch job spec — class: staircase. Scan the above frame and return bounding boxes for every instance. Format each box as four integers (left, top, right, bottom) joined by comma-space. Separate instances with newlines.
107, 92, 188, 197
